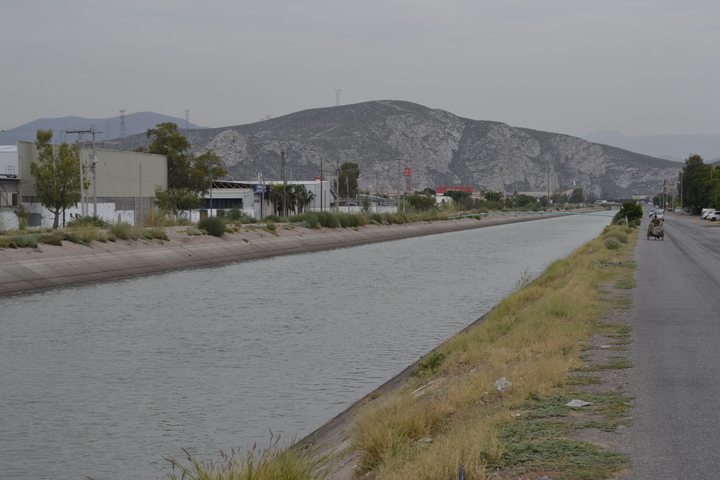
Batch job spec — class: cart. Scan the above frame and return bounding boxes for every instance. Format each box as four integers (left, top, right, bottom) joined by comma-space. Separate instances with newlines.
647, 223, 664, 240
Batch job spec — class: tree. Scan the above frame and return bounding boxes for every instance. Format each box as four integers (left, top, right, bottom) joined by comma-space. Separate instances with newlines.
30, 129, 84, 229
614, 201, 643, 224
337, 162, 360, 198
153, 187, 201, 216
295, 187, 315, 214
407, 192, 436, 212
445, 189, 473, 210
484, 191, 501, 202
139, 123, 227, 214
514, 194, 536, 209
681, 154, 719, 213
569, 188, 585, 204
269, 184, 314, 216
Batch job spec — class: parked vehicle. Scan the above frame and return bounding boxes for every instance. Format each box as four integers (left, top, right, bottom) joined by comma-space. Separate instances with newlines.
706, 211, 720, 222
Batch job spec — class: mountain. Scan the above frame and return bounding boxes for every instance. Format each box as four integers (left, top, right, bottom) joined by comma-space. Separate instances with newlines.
104, 100, 682, 200
583, 130, 720, 163
0, 112, 207, 145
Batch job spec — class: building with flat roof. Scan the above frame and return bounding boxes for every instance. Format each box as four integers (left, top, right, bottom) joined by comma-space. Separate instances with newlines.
15, 140, 167, 229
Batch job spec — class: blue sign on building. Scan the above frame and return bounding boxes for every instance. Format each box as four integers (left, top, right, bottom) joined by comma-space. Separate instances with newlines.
253, 184, 271, 194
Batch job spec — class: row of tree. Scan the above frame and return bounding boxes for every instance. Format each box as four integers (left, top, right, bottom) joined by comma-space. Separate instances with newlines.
679, 154, 720, 213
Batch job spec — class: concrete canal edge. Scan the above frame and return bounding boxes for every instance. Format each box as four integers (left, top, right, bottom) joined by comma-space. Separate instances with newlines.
0, 213, 568, 297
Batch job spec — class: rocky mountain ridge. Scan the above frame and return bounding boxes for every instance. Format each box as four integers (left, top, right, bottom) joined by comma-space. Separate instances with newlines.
106, 100, 681, 199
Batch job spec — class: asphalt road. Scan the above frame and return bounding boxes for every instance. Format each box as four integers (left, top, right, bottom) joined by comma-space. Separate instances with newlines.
619, 211, 720, 479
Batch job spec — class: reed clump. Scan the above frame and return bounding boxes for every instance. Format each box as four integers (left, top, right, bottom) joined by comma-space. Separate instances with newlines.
348, 223, 637, 480
166, 437, 330, 480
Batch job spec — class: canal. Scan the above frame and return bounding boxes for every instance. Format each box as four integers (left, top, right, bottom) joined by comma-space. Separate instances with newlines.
0, 214, 610, 479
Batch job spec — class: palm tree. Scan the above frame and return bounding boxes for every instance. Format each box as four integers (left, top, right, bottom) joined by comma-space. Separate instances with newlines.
296, 188, 315, 214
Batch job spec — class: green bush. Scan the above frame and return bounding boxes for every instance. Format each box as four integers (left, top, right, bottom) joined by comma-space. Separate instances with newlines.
289, 213, 319, 228
38, 232, 64, 246
265, 222, 277, 232
66, 216, 109, 228
412, 352, 447, 378
65, 226, 103, 245
262, 214, 282, 223
197, 216, 226, 237
10, 235, 38, 249
315, 211, 339, 228
613, 201, 643, 225
107, 222, 138, 240
141, 227, 169, 241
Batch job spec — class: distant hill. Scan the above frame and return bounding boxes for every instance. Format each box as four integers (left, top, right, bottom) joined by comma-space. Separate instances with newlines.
0, 112, 207, 145
105, 100, 680, 200
583, 130, 720, 163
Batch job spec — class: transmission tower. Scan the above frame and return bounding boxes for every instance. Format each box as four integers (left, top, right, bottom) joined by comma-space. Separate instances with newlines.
185, 110, 190, 129
335, 89, 342, 106
119, 109, 126, 137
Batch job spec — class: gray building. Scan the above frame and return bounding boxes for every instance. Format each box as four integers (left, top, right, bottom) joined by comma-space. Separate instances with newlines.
13, 140, 167, 229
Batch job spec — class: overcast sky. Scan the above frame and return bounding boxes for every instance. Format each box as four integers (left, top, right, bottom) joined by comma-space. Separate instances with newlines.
2, 0, 718, 138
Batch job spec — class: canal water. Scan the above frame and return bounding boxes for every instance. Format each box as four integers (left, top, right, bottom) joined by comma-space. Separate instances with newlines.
0, 214, 610, 479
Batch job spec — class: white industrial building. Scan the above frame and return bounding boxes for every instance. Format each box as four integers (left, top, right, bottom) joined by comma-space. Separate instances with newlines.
194, 179, 335, 221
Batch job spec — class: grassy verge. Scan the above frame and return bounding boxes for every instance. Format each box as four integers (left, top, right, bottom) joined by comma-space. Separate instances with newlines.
344, 222, 638, 479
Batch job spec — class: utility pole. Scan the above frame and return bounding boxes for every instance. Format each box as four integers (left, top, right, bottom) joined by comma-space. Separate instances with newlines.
67, 129, 92, 217
547, 161, 550, 205
281, 150, 287, 218
90, 130, 98, 217
139, 163, 142, 227
320, 157, 324, 212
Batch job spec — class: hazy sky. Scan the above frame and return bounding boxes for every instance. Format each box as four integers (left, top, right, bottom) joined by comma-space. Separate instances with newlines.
2, 0, 718, 138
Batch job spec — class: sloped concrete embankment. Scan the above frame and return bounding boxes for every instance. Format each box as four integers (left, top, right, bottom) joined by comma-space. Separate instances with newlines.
0, 214, 559, 296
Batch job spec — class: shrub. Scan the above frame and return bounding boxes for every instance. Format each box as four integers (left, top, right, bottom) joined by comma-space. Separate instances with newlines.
606, 231, 628, 244
10, 235, 38, 248
197, 216, 226, 237
604, 238, 621, 250
337, 213, 351, 228
315, 211, 339, 228
265, 222, 277, 232
107, 222, 137, 240
38, 232, 64, 246
64, 226, 101, 245
142, 227, 169, 241
412, 352, 447, 378
289, 213, 319, 228
66, 216, 109, 228
262, 214, 282, 223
